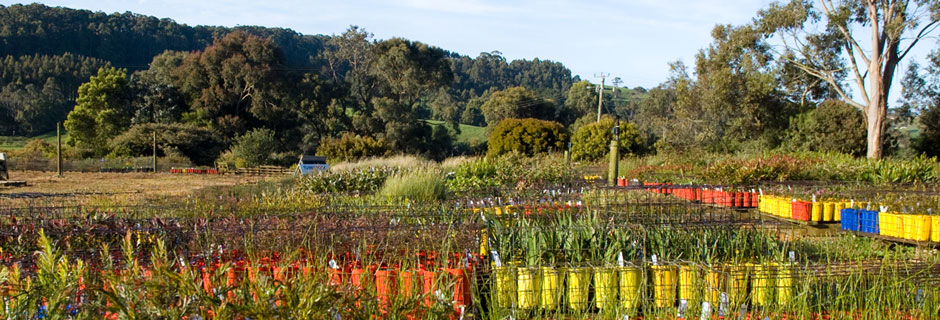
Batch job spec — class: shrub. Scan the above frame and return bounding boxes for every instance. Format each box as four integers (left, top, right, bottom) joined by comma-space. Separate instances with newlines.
297, 167, 399, 193
109, 123, 224, 165
784, 100, 866, 156
218, 128, 278, 167
487, 118, 568, 157
316, 133, 389, 164
380, 169, 447, 201
571, 116, 643, 161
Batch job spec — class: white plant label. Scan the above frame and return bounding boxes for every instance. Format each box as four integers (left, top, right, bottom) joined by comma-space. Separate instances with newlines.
623, 315, 630, 320
328, 259, 338, 269
789, 251, 796, 262
491, 250, 502, 267
700, 301, 712, 320
738, 304, 748, 320
618, 252, 625, 267
719, 293, 729, 317
880, 205, 888, 213
678, 299, 688, 319
758, 188, 763, 196
812, 194, 816, 203
651, 254, 658, 266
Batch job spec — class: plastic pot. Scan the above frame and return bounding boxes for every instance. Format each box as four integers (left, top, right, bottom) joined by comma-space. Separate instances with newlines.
566, 267, 591, 311
651, 264, 677, 308
593, 266, 618, 310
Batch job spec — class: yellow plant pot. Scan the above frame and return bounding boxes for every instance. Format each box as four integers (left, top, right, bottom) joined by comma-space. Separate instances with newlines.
566, 267, 591, 311
539, 266, 563, 310
931, 216, 940, 243
823, 202, 835, 222
751, 263, 775, 306
903, 215, 932, 242
651, 265, 677, 308
776, 264, 793, 306
619, 265, 643, 311
705, 268, 725, 306
493, 266, 517, 307
879, 212, 890, 237
517, 266, 540, 309
594, 266, 618, 310
727, 264, 750, 305
835, 202, 847, 221
811, 202, 823, 222
678, 263, 701, 303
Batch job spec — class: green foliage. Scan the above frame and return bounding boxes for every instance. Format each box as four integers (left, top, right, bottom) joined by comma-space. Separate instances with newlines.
0, 53, 109, 136
784, 100, 866, 156
481, 87, 558, 126
918, 102, 940, 157
316, 133, 389, 164
219, 128, 279, 167
571, 116, 643, 161
176, 31, 285, 137
64, 66, 132, 156
564, 80, 600, 119
487, 118, 568, 157
446, 155, 576, 194
380, 169, 447, 201
108, 123, 224, 165
297, 166, 399, 193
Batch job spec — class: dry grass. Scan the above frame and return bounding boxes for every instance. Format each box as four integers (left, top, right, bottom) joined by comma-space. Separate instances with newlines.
329, 155, 433, 172
0, 170, 270, 197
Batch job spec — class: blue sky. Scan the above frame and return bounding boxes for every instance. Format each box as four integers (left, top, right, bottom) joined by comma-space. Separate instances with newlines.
2, 0, 936, 100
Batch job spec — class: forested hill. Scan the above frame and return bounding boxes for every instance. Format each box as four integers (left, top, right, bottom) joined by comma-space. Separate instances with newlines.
0, 3, 585, 163
0, 3, 326, 68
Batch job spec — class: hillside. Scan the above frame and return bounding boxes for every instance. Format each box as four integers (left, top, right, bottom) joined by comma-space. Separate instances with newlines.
0, 3, 588, 163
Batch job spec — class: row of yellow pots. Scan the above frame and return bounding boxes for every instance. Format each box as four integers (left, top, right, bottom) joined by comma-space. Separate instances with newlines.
759, 195, 860, 222
878, 212, 939, 242
491, 262, 794, 311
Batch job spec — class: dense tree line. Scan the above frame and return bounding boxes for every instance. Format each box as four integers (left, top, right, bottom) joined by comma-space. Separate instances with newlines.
0, 53, 108, 135
1, 4, 582, 165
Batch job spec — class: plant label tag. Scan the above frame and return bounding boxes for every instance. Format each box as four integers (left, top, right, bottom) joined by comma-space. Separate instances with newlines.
719, 293, 729, 317
328, 259, 338, 269
916, 288, 925, 306
623, 315, 629, 320
812, 195, 816, 203
851, 200, 854, 207
758, 188, 763, 196
880, 205, 888, 213
491, 250, 502, 267
738, 304, 748, 320
618, 252, 625, 267
700, 301, 712, 320
458, 306, 465, 320
789, 251, 796, 262
651, 254, 658, 266
678, 299, 687, 319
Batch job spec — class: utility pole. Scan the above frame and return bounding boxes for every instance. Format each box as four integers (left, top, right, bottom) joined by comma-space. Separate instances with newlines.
56, 122, 62, 177
594, 73, 609, 122
152, 131, 157, 173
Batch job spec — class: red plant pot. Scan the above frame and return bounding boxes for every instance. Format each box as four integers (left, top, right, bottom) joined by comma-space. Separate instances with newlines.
792, 201, 811, 221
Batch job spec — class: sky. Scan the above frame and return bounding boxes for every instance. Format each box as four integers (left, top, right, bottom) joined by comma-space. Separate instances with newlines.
2, 0, 936, 100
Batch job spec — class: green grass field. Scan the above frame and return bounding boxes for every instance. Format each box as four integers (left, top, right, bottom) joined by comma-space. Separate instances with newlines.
0, 132, 65, 150
424, 120, 485, 144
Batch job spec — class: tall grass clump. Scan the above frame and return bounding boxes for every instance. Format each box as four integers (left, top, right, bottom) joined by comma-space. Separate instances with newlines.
330, 155, 432, 172
380, 169, 447, 201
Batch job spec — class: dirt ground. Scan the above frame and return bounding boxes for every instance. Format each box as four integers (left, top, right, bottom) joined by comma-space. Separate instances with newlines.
0, 170, 269, 196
